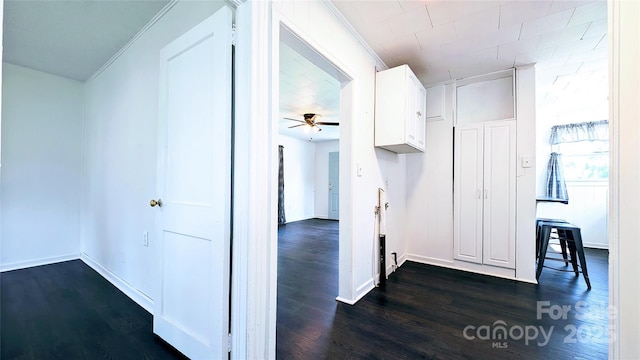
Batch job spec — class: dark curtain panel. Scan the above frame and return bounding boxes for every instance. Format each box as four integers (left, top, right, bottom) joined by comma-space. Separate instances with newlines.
545, 152, 569, 201
278, 145, 286, 225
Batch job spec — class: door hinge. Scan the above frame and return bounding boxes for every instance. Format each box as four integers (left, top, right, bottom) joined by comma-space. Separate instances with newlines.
228, 333, 232, 353
231, 23, 236, 46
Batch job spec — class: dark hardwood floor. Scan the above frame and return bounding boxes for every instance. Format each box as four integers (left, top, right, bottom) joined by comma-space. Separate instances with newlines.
277, 218, 609, 360
1, 260, 187, 360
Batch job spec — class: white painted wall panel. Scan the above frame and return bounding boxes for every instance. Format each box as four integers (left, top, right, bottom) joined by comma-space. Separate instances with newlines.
405, 83, 454, 267
278, 135, 315, 223
537, 182, 609, 249
1, 63, 83, 269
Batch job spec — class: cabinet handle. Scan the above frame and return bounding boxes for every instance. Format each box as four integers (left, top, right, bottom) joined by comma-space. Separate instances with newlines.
477, 189, 481, 199
484, 189, 488, 199
416, 111, 422, 117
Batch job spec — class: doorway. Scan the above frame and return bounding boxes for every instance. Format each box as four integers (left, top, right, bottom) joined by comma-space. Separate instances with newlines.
275, 22, 347, 356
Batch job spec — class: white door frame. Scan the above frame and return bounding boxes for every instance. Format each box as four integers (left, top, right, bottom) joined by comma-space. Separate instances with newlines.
271, 8, 356, 304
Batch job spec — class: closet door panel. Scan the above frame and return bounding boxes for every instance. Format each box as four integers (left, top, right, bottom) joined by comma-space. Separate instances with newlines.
482, 120, 516, 269
454, 124, 484, 264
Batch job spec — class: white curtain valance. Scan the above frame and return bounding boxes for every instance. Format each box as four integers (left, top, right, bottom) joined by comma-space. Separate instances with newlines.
549, 120, 608, 145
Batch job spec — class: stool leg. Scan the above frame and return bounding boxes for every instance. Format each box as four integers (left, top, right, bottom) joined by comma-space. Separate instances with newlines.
572, 229, 592, 290
536, 225, 552, 281
559, 239, 569, 266
567, 240, 579, 276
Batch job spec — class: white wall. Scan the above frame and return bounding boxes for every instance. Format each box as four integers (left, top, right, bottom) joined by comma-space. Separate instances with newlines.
405, 82, 455, 267
277, 137, 341, 222
314, 140, 339, 218
278, 135, 315, 222
1, 63, 83, 270
82, 1, 227, 306
272, 1, 407, 302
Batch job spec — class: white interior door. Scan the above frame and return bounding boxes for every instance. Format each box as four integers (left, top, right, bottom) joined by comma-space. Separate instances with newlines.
453, 123, 484, 264
153, 6, 232, 359
328, 151, 339, 220
482, 120, 516, 269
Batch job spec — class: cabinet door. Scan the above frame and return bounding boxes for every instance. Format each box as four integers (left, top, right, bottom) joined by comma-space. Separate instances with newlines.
405, 73, 418, 147
454, 123, 484, 264
482, 120, 516, 269
416, 83, 426, 150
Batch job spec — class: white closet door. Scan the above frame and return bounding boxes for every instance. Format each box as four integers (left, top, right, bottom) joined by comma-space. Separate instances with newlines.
482, 120, 516, 269
153, 6, 232, 359
454, 123, 484, 264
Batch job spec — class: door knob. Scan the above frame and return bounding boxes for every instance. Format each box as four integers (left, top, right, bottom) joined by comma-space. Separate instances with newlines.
150, 199, 163, 207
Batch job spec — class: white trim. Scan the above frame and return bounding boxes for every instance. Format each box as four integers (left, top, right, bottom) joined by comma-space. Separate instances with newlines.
583, 243, 609, 250
607, 1, 620, 358
335, 296, 357, 305
405, 255, 538, 284
231, 1, 274, 359
80, 253, 154, 314
88, 0, 179, 81
0, 254, 80, 272
346, 279, 375, 304
407, 254, 455, 267
320, 0, 387, 71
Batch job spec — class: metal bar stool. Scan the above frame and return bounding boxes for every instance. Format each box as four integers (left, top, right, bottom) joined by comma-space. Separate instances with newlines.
536, 218, 569, 265
536, 221, 591, 290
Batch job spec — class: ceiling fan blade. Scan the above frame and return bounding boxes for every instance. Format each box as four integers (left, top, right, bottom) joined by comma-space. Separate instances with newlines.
316, 122, 339, 126
283, 117, 305, 123
288, 124, 306, 128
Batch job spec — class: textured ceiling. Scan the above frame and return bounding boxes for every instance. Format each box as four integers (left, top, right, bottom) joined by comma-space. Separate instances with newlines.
2, 0, 608, 130
3, 0, 170, 81
332, 0, 608, 124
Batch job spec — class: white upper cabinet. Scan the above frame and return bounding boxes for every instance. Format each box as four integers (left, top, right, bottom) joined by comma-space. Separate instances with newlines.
426, 84, 446, 121
375, 64, 426, 153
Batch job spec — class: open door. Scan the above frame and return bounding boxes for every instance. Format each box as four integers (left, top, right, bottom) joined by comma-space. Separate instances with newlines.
152, 6, 232, 359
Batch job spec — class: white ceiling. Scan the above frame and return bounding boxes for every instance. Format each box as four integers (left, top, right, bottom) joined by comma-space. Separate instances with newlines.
3, 0, 170, 81
279, 0, 608, 142
332, 0, 608, 124
279, 42, 341, 142
3, 0, 608, 132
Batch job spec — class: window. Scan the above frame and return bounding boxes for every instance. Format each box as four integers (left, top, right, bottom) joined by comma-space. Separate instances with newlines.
556, 140, 608, 181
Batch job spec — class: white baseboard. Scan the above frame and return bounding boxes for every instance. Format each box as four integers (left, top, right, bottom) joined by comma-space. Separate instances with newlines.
81, 253, 154, 314
0, 253, 80, 272
406, 253, 533, 283
585, 243, 609, 250
336, 278, 375, 305
337, 252, 409, 306
407, 254, 455, 268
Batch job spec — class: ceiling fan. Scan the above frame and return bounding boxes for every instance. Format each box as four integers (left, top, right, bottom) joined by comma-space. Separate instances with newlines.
283, 113, 339, 132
